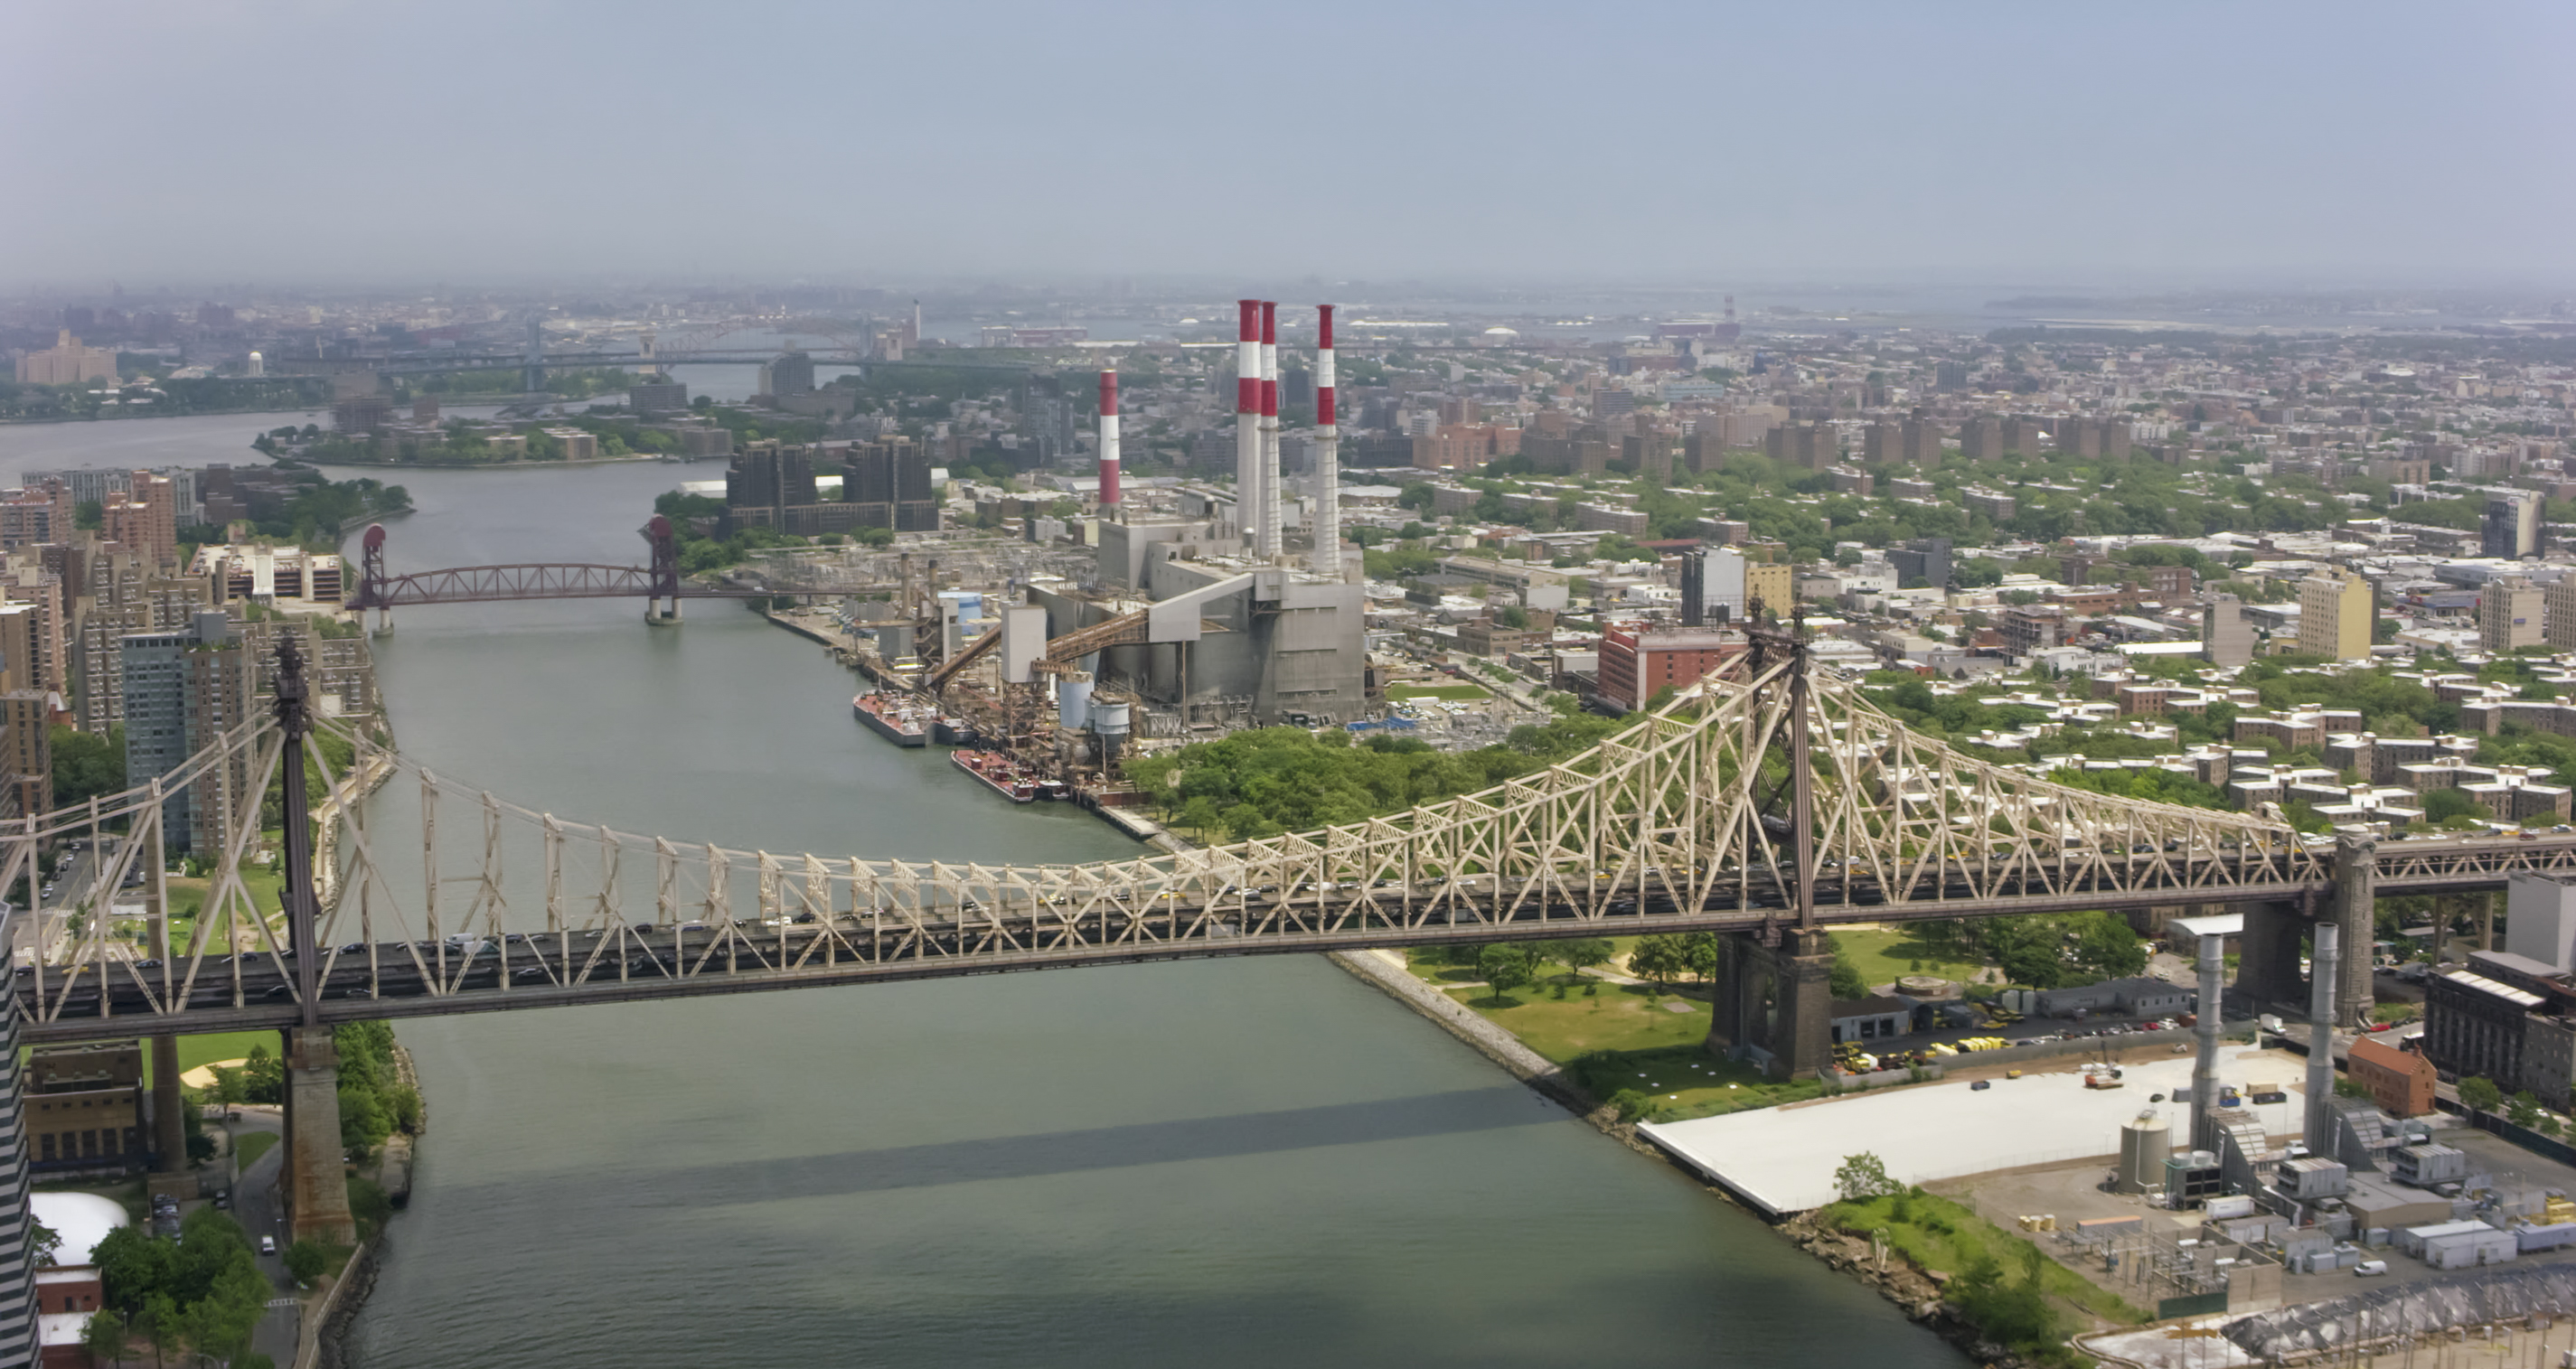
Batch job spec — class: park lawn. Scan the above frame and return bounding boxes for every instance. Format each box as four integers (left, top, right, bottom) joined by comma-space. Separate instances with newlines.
1387, 682, 1490, 701
1447, 979, 1710, 1061
1830, 924, 1990, 990
1819, 1192, 2148, 1327
233, 1131, 278, 1170
165, 864, 289, 955
175, 1032, 280, 1077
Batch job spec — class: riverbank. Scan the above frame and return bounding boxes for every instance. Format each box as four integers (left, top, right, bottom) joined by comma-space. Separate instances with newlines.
0, 403, 332, 427
1331, 944, 2077, 1365
286, 452, 682, 471
753, 605, 1180, 849
306, 1043, 424, 1369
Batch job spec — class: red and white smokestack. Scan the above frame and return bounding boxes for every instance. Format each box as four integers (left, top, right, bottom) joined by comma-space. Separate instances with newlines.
1311, 304, 1340, 577
1096, 369, 1121, 510
1236, 299, 1260, 542
1259, 300, 1281, 560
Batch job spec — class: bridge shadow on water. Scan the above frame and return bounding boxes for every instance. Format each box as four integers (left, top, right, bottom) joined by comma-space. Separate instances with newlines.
458, 1085, 1560, 1211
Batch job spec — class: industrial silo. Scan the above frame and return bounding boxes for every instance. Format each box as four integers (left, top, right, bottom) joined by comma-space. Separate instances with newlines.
2117, 1108, 2171, 1195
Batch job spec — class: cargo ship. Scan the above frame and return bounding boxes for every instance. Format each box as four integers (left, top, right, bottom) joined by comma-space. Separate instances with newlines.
853, 691, 929, 748
952, 748, 1038, 802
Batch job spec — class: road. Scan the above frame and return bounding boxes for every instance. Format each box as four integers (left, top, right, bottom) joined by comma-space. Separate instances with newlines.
224, 1107, 299, 1366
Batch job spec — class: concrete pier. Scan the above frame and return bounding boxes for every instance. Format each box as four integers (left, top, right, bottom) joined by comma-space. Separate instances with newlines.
1706, 928, 1836, 1080
151, 1035, 183, 1171
283, 1027, 356, 1244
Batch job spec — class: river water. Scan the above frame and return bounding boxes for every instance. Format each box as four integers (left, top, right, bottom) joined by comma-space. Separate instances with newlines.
0, 414, 1965, 1368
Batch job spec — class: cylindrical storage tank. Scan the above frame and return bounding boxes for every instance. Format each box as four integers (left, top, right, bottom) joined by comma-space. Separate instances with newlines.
2119, 1110, 2171, 1195
1089, 699, 1133, 769
1057, 672, 1094, 731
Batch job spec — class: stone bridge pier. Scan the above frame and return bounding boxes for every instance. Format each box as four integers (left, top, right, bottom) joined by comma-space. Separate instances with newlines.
283, 1031, 355, 1244
2230, 837, 2378, 1031
1703, 928, 1835, 1080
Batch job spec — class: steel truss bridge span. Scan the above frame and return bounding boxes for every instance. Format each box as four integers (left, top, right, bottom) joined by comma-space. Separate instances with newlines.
342, 519, 869, 614
17, 639, 2576, 1047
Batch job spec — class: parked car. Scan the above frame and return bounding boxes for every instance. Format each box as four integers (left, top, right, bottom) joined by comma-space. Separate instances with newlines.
2354, 1260, 2388, 1277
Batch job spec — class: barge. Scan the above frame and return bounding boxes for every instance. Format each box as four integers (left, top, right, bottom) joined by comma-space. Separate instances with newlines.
853, 691, 929, 748
952, 748, 1038, 802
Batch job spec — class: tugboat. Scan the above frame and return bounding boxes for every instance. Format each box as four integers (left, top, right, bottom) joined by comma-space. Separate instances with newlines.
952, 748, 1038, 802
933, 714, 980, 746
852, 691, 928, 748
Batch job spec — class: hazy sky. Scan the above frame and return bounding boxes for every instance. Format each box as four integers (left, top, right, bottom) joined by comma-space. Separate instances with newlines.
7, 0, 2571, 290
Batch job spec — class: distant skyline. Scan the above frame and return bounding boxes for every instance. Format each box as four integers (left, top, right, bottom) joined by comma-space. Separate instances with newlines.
6, 0, 2571, 291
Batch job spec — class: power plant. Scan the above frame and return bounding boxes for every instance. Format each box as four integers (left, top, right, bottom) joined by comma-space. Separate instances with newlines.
1022, 298, 1368, 733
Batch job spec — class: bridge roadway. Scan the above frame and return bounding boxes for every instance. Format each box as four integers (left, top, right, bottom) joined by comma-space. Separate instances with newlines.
22, 832, 2572, 1046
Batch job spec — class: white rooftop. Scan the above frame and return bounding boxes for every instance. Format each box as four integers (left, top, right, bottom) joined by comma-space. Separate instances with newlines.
1637, 1044, 2299, 1215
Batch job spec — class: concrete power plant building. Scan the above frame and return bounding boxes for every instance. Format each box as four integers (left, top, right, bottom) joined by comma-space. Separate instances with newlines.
1022, 300, 1367, 726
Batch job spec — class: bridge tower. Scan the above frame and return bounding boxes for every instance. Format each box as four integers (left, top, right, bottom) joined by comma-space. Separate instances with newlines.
274, 639, 357, 1244
522, 314, 547, 395
1700, 602, 1838, 1080
644, 515, 682, 624
357, 522, 393, 634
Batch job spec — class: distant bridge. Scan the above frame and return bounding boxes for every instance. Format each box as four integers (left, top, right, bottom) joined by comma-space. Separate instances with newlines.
342, 520, 875, 622
296, 347, 1034, 378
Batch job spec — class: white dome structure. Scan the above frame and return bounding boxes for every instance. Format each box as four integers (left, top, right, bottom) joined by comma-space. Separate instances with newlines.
30, 1192, 127, 1265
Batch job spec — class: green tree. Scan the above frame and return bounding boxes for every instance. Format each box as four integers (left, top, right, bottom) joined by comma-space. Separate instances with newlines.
1546, 937, 1614, 981
50, 725, 127, 809
1833, 1151, 1900, 1202
1830, 948, 1867, 999
2070, 911, 2149, 980
1629, 934, 1684, 986
238, 1044, 283, 1106
80, 1310, 127, 1364
29, 1218, 59, 1268
283, 1240, 326, 1285
2508, 1091, 2543, 1130
1477, 943, 1532, 1003
1680, 931, 1721, 983
136, 1292, 177, 1369
2458, 1075, 2504, 1116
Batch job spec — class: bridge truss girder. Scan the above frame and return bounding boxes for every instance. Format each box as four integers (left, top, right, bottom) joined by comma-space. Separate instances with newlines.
5, 642, 2402, 1047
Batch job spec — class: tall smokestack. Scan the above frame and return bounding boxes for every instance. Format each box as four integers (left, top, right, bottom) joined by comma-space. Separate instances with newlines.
1096, 370, 1121, 511
2305, 919, 2341, 1149
1311, 304, 1340, 577
1259, 301, 1281, 561
1236, 299, 1260, 543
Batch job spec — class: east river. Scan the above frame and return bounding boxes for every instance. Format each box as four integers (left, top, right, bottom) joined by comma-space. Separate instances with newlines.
0, 412, 1967, 1367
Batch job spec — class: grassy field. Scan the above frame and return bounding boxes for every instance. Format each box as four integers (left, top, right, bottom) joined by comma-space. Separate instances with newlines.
1830, 924, 1991, 990
165, 865, 289, 954
233, 1131, 278, 1169
1407, 952, 1821, 1121
1819, 1191, 2148, 1327
1447, 980, 1712, 1060
1387, 682, 1491, 701
175, 1031, 278, 1077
